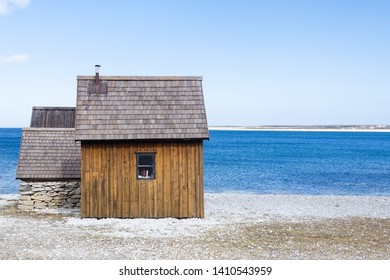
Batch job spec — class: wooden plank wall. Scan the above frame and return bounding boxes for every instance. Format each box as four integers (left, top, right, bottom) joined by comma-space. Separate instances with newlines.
80, 141, 204, 218
30, 108, 76, 128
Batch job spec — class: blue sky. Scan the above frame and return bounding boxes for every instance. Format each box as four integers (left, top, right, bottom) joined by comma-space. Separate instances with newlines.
0, 0, 389, 127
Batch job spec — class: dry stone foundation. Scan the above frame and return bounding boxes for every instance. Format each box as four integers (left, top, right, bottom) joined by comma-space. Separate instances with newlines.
18, 181, 81, 210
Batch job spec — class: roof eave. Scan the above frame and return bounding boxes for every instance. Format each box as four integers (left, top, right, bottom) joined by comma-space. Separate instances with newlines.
16, 177, 81, 181
74, 137, 209, 142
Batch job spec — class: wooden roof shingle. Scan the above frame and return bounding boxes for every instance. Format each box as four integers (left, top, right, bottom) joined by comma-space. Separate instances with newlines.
75, 76, 209, 141
30, 107, 76, 128
16, 128, 81, 180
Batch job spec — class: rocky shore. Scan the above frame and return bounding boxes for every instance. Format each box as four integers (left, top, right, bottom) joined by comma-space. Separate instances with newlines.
1, 193, 389, 259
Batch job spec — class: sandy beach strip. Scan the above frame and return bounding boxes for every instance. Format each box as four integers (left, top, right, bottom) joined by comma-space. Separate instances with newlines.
0, 193, 389, 260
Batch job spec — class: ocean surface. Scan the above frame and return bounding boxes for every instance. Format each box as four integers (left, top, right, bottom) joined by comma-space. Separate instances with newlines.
203, 130, 390, 196
0, 128, 21, 194
1, 128, 390, 196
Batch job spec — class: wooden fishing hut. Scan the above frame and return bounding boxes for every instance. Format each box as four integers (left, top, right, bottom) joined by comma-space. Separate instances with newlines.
76, 69, 209, 218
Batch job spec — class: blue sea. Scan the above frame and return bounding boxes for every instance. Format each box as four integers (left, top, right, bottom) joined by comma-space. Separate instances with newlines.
1, 128, 390, 196
0, 128, 21, 194
204, 130, 390, 196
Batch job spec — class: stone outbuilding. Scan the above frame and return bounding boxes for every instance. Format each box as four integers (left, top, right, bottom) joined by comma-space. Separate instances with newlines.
16, 107, 81, 209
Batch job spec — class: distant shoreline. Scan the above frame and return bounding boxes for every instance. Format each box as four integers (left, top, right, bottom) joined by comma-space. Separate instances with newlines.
209, 125, 390, 132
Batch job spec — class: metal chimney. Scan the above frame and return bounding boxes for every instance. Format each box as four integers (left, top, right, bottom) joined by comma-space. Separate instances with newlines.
88, 64, 107, 94
95, 64, 101, 85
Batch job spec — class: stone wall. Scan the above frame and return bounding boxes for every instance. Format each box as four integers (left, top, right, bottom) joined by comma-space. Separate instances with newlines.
18, 181, 81, 210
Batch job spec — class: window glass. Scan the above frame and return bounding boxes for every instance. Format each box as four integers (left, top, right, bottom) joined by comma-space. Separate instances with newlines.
137, 153, 155, 179
139, 154, 153, 166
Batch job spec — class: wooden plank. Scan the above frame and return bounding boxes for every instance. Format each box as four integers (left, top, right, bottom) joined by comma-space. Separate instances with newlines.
139, 143, 147, 218
171, 143, 179, 217
163, 143, 171, 217
99, 143, 105, 218
192, 142, 198, 217
106, 143, 112, 217
148, 143, 155, 218
187, 142, 195, 217
112, 143, 118, 217
114, 143, 120, 217
150, 143, 155, 218
144, 144, 150, 217
45, 110, 53, 127
120, 143, 125, 217
110, 144, 115, 217
114, 143, 120, 218
150, 143, 156, 217
80, 144, 87, 217
169, 142, 175, 217
123, 143, 130, 217
130, 144, 139, 218
96, 143, 102, 218
186, 143, 192, 217
178, 143, 182, 217
86, 144, 92, 217
100, 144, 107, 218
117, 143, 124, 217
102, 144, 108, 217
80, 144, 84, 217
91, 143, 99, 218
156, 143, 164, 217
140, 178, 147, 218
199, 143, 205, 218
195, 142, 201, 218
184, 143, 190, 217
87, 144, 93, 217
179, 143, 188, 218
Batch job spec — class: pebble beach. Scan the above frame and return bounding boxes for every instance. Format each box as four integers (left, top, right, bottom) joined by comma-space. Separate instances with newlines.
1, 193, 389, 260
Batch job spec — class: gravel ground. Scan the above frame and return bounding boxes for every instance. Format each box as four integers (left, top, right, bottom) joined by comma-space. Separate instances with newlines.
0, 193, 389, 260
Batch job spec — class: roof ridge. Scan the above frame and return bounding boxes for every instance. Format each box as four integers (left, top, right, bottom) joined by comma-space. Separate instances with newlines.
32, 106, 76, 110
77, 76, 203, 81
23, 127, 76, 131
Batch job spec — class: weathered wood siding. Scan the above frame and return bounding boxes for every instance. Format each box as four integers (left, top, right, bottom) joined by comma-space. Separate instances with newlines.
80, 141, 204, 218
30, 107, 76, 128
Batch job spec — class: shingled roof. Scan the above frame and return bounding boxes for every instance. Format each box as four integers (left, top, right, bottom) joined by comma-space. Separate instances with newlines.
75, 76, 209, 141
16, 128, 81, 180
30, 107, 76, 128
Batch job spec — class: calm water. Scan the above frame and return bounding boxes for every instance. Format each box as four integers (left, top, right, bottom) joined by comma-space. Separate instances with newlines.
1, 128, 390, 195
0, 128, 21, 194
204, 130, 390, 196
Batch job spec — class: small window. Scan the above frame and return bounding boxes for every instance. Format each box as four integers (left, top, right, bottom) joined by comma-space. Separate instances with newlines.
136, 153, 155, 180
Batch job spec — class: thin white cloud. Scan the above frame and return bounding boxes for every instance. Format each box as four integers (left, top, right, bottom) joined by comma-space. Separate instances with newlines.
0, 53, 31, 63
0, 0, 30, 15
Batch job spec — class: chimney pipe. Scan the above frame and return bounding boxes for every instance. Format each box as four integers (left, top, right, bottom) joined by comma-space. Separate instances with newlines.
95, 65, 101, 85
